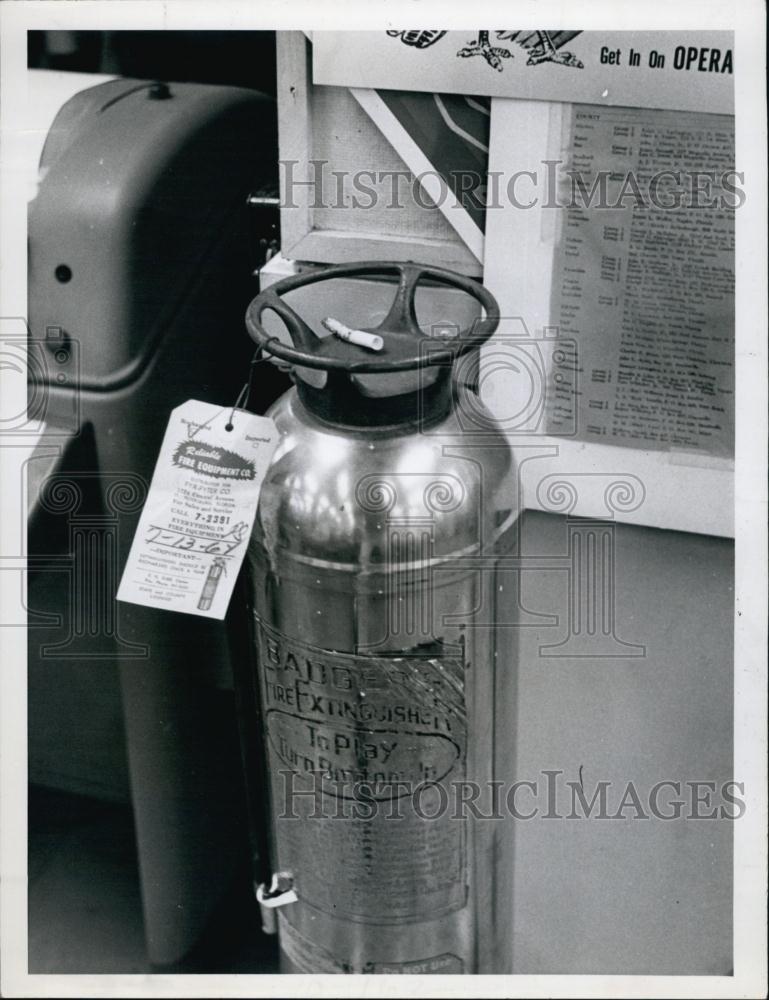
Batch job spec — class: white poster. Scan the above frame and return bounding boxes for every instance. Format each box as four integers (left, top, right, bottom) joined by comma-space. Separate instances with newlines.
545, 105, 735, 457
481, 99, 736, 536
313, 31, 734, 115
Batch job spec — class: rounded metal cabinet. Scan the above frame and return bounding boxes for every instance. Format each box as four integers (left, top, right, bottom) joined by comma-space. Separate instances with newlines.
245, 263, 517, 974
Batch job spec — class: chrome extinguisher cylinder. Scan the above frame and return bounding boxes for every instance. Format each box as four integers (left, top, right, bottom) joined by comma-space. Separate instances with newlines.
243, 263, 517, 974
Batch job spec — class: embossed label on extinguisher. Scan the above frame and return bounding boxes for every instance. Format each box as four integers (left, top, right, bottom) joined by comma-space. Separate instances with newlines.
255, 620, 468, 924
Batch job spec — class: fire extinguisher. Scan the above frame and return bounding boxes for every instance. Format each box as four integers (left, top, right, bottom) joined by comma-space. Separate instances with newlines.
242, 262, 517, 974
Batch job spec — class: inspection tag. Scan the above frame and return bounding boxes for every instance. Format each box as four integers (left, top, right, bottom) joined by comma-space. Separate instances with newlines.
117, 399, 279, 619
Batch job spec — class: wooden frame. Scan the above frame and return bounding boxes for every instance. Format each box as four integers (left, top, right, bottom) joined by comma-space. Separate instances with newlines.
275, 35, 734, 537
276, 32, 482, 275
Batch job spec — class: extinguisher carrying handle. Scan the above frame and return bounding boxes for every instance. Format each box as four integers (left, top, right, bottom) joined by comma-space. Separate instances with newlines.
245, 261, 500, 375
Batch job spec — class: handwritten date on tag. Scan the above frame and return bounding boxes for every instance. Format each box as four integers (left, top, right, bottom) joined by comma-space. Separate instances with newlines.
117, 400, 279, 619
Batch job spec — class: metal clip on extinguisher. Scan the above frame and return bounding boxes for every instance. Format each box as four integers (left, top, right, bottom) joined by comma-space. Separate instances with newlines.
242, 262, 518, 974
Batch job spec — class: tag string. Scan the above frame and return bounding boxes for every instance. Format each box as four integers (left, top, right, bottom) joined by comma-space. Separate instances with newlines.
225, 384, 250, 432
225, 347, 273, 432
